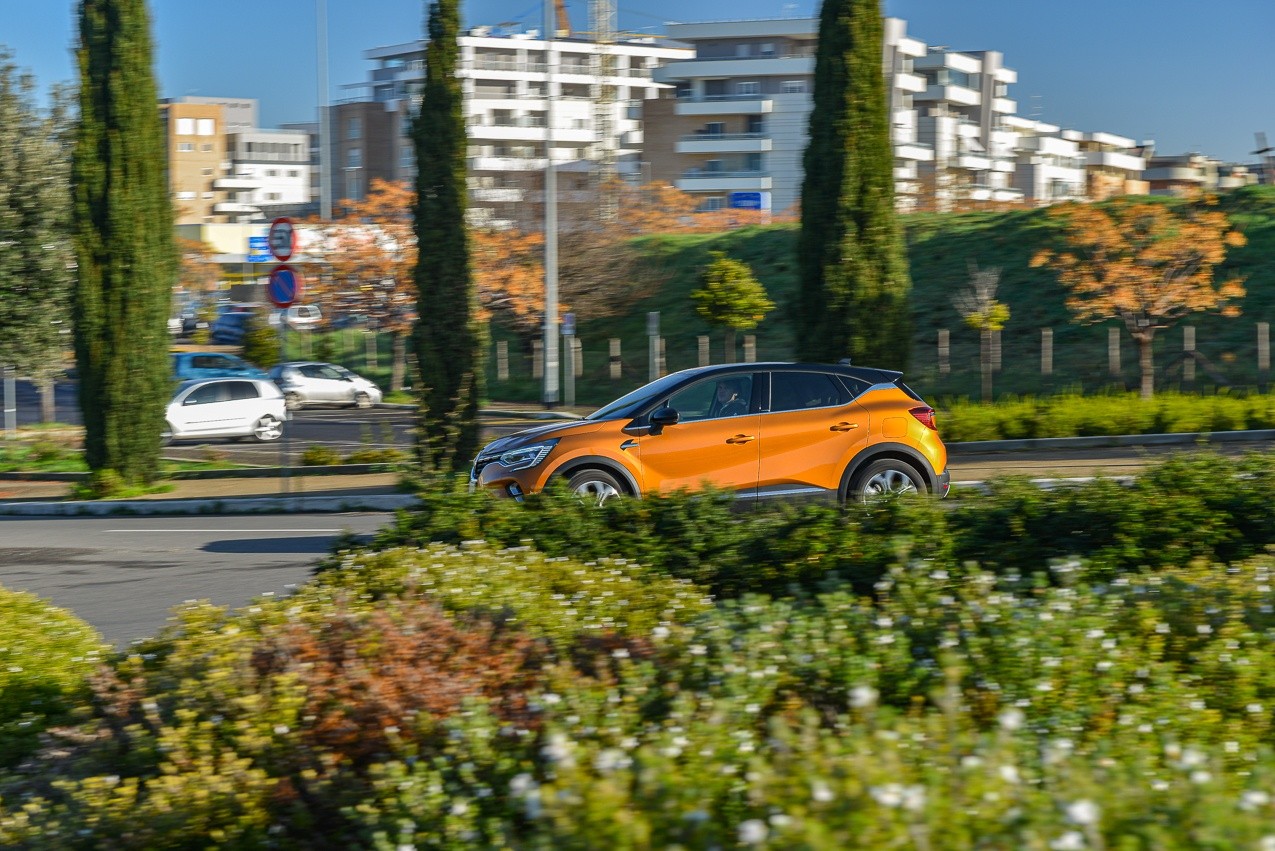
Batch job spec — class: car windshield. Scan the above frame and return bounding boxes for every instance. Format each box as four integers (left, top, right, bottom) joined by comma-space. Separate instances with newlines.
585, 371, 696, 421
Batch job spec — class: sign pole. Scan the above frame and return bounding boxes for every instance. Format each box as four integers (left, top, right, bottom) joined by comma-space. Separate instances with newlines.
267, 218, 300, 499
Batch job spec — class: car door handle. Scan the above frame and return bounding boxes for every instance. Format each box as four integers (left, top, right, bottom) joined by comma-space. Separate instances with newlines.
726, 434, 756, 444
830, 422, 860, 432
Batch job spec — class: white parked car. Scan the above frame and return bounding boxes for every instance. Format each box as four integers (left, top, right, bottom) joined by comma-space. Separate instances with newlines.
267, 362, 383, 410
269, 304, 322, 330
163, 378, 286, 444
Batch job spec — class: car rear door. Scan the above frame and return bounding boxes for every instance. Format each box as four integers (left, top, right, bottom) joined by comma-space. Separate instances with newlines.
756, 371, 870, 499
224, 380, 264, 433
636, 374, 761, 497
176, 381, 231, 434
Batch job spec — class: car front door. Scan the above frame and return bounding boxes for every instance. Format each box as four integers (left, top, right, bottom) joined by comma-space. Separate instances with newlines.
176, 381, 231, 434
636, 374, 761, 497
299, 364, 343, 402
757, 371, 870, 498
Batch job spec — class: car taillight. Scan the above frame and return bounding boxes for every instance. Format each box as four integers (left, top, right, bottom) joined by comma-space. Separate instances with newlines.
909, 406, 938, 431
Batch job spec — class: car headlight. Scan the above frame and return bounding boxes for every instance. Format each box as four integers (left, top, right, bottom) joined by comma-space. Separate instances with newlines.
498, 439, 558, 471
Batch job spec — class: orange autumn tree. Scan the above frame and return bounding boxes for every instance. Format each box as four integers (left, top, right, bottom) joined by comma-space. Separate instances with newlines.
310, 179, 417, 390
177, 237, 220, 297
1031, 199, 1246, 399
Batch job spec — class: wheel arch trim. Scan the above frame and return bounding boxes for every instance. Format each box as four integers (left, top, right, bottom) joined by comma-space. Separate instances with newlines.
550, 456, 640, 496
841, 443, 939, 494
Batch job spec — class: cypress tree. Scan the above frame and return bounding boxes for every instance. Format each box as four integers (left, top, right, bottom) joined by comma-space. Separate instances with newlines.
797, 0, 911, 367
412, 0, 485, 472
72, 0, 176, 489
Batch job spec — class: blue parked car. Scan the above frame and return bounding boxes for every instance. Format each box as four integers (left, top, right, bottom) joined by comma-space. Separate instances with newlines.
171, 351, 269, 382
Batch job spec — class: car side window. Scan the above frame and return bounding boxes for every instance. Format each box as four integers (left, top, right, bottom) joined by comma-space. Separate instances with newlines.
769, 372, 850, 412
227, 381, 260, 401
668, 375, 753, 422
184, 383, 227, 405
191, 355, 219, 370
318, 366, 345, 380
300, 365, 326, 379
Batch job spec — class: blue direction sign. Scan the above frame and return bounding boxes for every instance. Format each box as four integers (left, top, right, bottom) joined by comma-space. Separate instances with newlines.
247, 236, 271, 262
728, 191, 770, 210
267, 264, 303, 308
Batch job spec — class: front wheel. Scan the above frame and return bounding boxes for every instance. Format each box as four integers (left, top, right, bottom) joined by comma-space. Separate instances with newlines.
566, 469, 625, 505
847, 459, 925, 503
352, 391, 372, 409
160, 422, 174, 446
253, 414, 283, 443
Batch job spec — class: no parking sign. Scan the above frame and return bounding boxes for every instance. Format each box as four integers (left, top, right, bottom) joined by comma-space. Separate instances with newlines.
267, 264, 303, 308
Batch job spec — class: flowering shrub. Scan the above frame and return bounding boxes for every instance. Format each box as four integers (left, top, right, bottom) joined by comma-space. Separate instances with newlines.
4, 458, 1275, 847
0, 587, 107, 767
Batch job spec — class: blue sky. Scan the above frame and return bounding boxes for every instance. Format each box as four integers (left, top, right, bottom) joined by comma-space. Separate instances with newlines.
4, 0, 1271, 162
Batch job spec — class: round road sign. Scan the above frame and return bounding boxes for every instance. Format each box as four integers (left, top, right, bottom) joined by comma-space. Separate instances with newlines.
267, 264, 303, 308
268, 217, 296, 262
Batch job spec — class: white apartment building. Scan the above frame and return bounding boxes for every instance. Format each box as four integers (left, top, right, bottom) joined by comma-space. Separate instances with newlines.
1006, 117, 1087, 205
221, 129, 313, 218
645, 17, 1027, 214
344, 27, 693, 228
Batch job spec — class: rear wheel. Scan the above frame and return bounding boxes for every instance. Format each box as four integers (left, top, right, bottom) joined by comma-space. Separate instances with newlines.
848, 459, 925, 502
566, 469, 624, 505
253, 414, 283, 442
284, 392, 303, 411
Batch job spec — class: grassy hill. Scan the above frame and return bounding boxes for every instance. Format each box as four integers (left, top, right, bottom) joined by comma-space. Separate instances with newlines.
488, 186, 1275, 406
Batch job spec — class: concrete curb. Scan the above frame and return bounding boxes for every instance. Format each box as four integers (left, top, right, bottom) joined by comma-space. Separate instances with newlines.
0, 493, 421, 517
947, 429, 1275, 454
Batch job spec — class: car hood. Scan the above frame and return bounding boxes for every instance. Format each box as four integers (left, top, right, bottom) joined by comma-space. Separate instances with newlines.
477, 418, 604, 456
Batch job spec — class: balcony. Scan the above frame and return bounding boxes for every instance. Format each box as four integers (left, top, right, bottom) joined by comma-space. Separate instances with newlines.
466, 121, 595, 144
894, 143, 933, 162
677, 170, 772, 192
471, 188, 525, 202
955, 154, 992, 171
1085, 150, 1146, 173
213, 176, 261, 191
1018, 136, 1079, 157
916, 84, 980, 106
674, 95, 774, 117
893, 71, 926, 93
655, 55, 812, 83
676, 132, 773, 154
213, 202, 261, 215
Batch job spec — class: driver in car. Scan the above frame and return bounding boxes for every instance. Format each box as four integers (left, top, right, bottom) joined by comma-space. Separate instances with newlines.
713, 380, 749, 418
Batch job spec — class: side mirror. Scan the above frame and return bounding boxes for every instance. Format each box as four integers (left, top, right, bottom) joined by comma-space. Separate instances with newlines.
650, 406, 680, 428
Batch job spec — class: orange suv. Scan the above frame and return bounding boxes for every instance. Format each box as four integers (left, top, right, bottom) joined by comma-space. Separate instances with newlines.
471, 362, 949, 503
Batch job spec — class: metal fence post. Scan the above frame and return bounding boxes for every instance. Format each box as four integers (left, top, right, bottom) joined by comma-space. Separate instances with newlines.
698, 335, 710, 367
3, 365, 15, 438
1041, 328, 1053, 376
1183, 325, 1196, 385
647, 312, 660, 383
743, 335, 756, 363
496, 340, 509, 381
1258, 322, 1270, 390
532, 339, 543, 380
609, 338, 621, 379
1108, 327, 1121, 377
937, 329, 950, 376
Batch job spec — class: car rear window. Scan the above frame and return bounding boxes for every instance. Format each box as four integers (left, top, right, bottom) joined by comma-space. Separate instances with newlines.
227, 381, 260, 401
769, 372, 851, 412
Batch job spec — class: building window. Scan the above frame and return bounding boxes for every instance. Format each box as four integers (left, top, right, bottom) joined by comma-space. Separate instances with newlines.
781, 80, 805, 94
736, 44, 750, 57
177, 142, 194, 152
702, 196, 725, 211
266, 169, 279, 177
736, 81, 761, 96
346, 173, 362, 198
196, 118, 215, 136
347, 117, 362, 140
347, 148, 362, 168
760, 43, 775, 56
705, 122, 724, 136
705, 159, 722, 173
288, 170, 299, 177
201, 168, 213, 175
175, 117, 195, 135
201, 144, 213, 152
746, 115, 764, 133
267, 192, 281, 201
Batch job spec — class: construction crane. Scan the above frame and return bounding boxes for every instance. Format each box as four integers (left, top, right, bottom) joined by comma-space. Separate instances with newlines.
553, 0, 571, 38
1255, 132, 1274, 186
590, 0, 619, 221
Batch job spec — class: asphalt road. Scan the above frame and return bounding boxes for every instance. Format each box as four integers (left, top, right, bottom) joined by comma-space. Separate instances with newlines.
0, 512, 393, 647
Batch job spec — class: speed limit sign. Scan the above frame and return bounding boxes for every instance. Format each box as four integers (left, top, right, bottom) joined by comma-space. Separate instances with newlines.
267, 217, 296, 262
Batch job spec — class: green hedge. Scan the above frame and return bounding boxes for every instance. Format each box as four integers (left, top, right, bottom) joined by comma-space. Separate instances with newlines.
941, 391, 1275, 442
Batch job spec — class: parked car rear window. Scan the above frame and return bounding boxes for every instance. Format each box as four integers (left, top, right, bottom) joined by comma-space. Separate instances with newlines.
227, 381, 260, 401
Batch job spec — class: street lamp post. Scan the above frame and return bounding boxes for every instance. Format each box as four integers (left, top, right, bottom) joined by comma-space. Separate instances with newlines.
542, 0, 560, 407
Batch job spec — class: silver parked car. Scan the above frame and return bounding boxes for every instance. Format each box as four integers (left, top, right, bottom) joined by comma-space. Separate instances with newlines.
163, 378, 286, 444
267, 362, 383, 410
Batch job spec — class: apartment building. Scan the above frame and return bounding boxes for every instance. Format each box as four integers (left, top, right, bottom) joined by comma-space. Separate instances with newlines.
339, 26, 692, 228
1073, 132, 1151, 201
163, 97, 313, 224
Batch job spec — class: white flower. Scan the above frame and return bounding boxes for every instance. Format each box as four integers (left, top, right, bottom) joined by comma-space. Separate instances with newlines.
1176, 746, 1206, 769
998, 707, 1025, 731
1151, 779, 1170, 792
871, 784, 904, 808
769, 813, 794, 828
651, 625, 670, 640
999, 764, 1021, 785
689, 644, 707, 656
1260, 835, 1275, 851
850, 685, 879, 709
509, 773, 537, 796
901, 785, 926, 812
1065, 799, 1099, 826
1190, 770, 1213, 785
541, 732, 576, 767
594, 748, 632, 773
811, 780, 835, 803
1248, 703, 1265, 714
1050, 831, 1086, 851
450, 800, 469, 816
1240, 790, 1271, 812
738, 819, 769, 845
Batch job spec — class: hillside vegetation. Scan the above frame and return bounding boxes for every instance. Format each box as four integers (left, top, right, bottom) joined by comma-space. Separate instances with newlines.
487, 186, 1275, 405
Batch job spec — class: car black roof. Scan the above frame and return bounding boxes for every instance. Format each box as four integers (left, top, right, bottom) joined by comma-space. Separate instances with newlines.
663, 361, 904, 385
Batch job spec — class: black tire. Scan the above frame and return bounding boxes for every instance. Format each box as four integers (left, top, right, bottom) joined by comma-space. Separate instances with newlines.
253, 414, 284, 443
353, 391, 372, 409
565, 469, 625, 505
847, 458, 926, 502
161, 422, 174, 446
